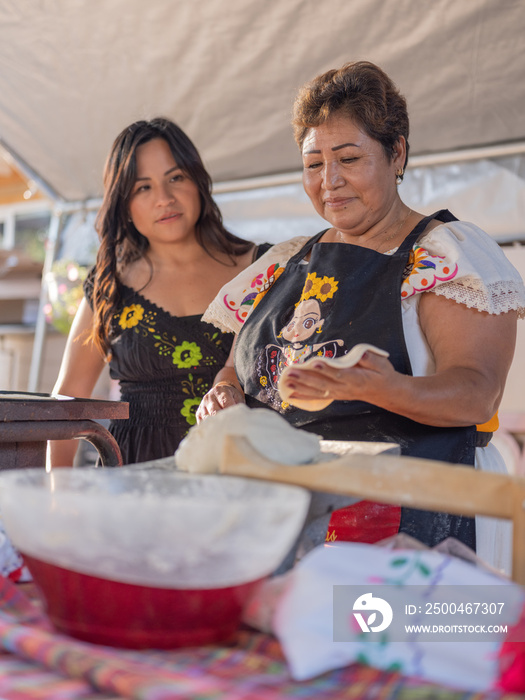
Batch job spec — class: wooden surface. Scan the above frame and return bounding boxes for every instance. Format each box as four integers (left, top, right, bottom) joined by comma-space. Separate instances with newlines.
0, 392, 128, 468
221, 435, 525, 585
0, 392, 129, 421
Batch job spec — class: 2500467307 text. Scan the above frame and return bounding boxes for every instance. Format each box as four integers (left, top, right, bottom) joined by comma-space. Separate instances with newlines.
407, 602, 505, 616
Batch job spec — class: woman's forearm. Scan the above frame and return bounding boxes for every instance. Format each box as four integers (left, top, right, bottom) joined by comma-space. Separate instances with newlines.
213, 366, 244, 395
367, 365, 502, 427
280, 298, 516, 428
47, 439, 79, 468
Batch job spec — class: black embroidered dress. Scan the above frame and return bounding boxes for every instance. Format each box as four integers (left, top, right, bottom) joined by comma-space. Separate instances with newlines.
85, 277, 233, 464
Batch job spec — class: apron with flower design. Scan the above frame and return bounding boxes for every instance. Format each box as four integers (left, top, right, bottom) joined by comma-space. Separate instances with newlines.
235, 210, 476, 549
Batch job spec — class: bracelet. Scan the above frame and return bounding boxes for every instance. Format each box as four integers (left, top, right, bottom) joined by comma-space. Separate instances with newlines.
214, 380, 241, 392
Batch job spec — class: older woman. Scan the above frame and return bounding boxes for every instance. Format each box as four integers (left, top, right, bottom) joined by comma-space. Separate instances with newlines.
197, 62, 525, 567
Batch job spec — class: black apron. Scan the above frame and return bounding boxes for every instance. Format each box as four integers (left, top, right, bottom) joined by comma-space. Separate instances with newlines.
235, 210, 476, 550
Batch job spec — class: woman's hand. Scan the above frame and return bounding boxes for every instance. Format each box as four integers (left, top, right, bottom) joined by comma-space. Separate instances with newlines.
196, 381, 245, 422
279, 350, 394, 405
196, 340, 244, 422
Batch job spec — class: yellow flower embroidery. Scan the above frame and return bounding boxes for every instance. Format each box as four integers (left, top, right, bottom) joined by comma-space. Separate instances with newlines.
297, 273, 339, 304
119, 304, 144, 329
260, 376, 268, 387
316, 276, 338, 302
300, 272, 321, 301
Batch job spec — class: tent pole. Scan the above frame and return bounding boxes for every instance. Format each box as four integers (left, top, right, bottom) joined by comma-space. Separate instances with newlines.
27, 208, 65, 393
212, 140, 525, 194
0, 141, 62, 203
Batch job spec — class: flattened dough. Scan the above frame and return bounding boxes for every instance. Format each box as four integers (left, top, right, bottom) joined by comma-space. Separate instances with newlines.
175, 403, 322, 473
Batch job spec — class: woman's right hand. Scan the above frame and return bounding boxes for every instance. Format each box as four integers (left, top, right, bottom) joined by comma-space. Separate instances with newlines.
196, 381, 245, 422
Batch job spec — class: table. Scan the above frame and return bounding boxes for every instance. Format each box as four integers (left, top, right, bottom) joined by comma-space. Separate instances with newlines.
0, 578, 521, 700
0, 392, 129, 468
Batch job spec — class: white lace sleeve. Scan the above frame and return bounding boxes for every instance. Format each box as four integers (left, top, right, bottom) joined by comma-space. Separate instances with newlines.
407, 221, 525, 318
202, 236, 311, 334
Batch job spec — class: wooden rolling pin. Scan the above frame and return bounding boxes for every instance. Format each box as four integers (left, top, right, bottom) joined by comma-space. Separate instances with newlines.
221, 435, 525, 585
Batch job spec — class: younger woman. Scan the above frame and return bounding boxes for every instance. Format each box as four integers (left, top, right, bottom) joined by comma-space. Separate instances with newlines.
50, 117, 265, 465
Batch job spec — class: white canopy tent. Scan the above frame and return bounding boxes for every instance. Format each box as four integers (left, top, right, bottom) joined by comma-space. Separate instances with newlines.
1, 0, 525, 201
0, 0, 524, 390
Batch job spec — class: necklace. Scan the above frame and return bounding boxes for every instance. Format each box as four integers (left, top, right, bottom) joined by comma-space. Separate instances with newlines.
370, 207, 413, 251
336, 207, 413, 250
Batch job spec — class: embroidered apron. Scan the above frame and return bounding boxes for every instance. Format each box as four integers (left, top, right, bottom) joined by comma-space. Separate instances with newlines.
235, 210, 476, 549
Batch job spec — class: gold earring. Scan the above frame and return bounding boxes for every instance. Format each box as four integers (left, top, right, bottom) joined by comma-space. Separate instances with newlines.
396, 169, 404, 185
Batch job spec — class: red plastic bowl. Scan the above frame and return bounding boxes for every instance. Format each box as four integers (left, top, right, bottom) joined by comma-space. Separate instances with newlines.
23, 553, 262, 649
0, 468, 310, 649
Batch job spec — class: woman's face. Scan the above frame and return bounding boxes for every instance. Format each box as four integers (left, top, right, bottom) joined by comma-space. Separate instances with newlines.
128, 138, 201, 246
301, 113, 405, 237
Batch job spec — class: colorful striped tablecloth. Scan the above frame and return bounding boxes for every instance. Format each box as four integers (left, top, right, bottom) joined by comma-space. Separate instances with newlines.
0, 576, 521, 700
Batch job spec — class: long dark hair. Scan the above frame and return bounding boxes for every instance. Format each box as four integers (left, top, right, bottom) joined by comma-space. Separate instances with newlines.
91, 117, 251, 358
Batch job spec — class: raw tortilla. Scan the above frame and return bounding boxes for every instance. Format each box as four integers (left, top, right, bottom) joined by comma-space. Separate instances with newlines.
174, 404, 322, 473
279, 343, 389, 411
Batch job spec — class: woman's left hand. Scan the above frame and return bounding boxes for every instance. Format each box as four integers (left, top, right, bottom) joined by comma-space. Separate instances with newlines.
196, 381, 245, 422
279, 350, 394, 405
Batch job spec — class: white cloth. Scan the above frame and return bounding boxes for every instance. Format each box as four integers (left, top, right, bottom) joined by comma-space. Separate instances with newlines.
401, 221, 525, 377
268, 543, 525, 691
202, 235, 310, 334
475, 443, 513, 576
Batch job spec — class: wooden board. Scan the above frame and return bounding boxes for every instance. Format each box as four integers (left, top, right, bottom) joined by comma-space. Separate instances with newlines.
221, 435, 525, 585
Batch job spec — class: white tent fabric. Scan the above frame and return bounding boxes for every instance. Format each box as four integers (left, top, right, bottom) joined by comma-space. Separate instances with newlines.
0, 0, 524, 202
1, 0, 525, 397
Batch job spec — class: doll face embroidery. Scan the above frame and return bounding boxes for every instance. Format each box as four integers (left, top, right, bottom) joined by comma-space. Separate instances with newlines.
256, 272, 347, 409
280, 298, 324, 347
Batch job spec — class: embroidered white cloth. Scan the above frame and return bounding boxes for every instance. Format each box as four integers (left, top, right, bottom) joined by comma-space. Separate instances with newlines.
413, 222, 525, 316
265, 543, 525, 691
202, 221, 525, 335
202, 236, 310, 334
